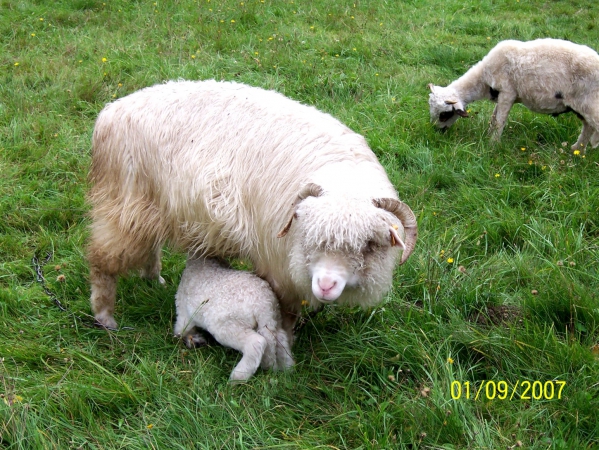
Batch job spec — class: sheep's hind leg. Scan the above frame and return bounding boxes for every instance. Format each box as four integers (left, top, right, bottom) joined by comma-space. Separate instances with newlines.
211, 328, 267, 382
88, 217, 159, 329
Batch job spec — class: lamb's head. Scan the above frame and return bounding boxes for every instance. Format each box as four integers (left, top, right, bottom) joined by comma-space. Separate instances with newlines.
277, 183, 417, 307
428, 84, 469, 129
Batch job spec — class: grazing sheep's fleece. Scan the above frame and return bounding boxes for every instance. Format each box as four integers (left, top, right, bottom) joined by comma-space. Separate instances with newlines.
428, 38, 599, 152
87, 79, 418, 340
174, 257, 294, 381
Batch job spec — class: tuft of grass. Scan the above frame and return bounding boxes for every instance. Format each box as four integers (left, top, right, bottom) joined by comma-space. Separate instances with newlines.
1, 0, 598, 448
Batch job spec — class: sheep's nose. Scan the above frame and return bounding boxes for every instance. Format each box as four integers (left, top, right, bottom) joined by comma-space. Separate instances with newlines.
318, 279, 337, 294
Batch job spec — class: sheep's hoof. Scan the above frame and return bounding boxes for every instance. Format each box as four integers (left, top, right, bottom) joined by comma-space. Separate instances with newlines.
94, 313, 118, 330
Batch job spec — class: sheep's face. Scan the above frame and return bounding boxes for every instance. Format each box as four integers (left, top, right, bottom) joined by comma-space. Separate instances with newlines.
428, 84, 468, 129
285, 196, 406, 308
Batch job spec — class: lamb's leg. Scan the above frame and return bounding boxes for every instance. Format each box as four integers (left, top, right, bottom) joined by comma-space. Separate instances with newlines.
489, 91, 516, 141
211, 328, 267, 382
140, 246, 165, 285
274, 328, 295, 371
280, 308, 299, 347
256, 325, 278, 370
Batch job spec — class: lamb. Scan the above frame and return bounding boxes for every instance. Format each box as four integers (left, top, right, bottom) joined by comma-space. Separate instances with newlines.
87, 79, 418, 341
174, 257, 294, 381
428, 38, 599, 152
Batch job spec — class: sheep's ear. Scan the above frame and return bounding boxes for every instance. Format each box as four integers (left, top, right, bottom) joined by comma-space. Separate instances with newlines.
445, 99, 458, 105
277, 183, 324, 238
389, 226, 406, 250
428, 83, 435, 93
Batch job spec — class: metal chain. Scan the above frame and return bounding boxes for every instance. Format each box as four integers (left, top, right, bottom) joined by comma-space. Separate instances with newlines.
32, 251, 130, 330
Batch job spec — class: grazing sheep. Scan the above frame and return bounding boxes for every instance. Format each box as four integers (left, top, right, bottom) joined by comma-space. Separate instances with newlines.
428, 38, 599, 152
174, 257, 294, 381
88, 80, 418, 341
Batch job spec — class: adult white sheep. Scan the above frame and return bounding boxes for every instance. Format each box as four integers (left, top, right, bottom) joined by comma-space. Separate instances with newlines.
88, 80, 418, 340
174, 257, 294, 382
428, 38, 599, 152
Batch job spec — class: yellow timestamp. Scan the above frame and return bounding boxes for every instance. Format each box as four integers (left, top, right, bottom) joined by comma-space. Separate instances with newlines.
450, 380, 566, 401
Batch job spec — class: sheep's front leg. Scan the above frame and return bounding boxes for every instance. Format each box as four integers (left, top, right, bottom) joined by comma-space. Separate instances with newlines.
489, 91, 516, 141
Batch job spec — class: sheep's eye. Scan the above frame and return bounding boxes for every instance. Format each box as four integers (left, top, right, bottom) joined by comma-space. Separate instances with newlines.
439, 110, 455, 122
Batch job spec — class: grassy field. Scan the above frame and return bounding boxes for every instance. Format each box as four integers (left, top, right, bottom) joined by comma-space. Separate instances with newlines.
1, 0, 598, 448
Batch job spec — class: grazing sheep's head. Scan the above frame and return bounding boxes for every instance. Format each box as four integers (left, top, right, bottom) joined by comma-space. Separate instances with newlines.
428, 84, 469, 129
278, 183, 417, 307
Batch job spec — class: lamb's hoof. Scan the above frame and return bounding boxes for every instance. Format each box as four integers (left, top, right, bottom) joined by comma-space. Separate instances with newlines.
157, 275, 166, 285
182, 333, 209, 349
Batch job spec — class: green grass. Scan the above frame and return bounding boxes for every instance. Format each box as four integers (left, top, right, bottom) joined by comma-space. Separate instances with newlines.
1, 0, 598, 448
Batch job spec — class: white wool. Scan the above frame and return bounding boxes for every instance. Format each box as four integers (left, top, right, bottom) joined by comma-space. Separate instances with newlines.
87, 80, 418, 337
174, 258, 294, 381
429, 38, 599, 152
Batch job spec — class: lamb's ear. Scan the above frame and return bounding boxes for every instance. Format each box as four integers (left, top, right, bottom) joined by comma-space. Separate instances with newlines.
277, 183, 324, 238
456, 109, 469, 117
372, 198, 418, 264
389, 225, 406, 250
428, 83, 435, 93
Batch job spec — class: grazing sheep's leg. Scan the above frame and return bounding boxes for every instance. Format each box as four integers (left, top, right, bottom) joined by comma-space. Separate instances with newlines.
571, 120, 594, 153
274, 328, 295, 371
211, 328, 267, 381
591, 130, 599, 149
140, 246, 165, 284
489, 91, 517, 141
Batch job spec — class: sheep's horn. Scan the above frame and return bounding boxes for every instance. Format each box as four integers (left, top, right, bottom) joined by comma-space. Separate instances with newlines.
445, 100, 458, 105
427, 83, 435, 93
277, 183, 324, 238
373, 198, 418, 264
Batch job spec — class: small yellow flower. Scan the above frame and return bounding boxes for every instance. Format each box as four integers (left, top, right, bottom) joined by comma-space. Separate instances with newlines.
487, 36, 491, 40
39, 18, 44, 21
521, 147, 526, 151
573, 150, 581, 156
31, 33, 36, 37
447, 258, 454, 264
101, 57, 107, 62
310, 26, 315, 30
495, 173, 500, 178
301, 299, 309, 306
353, 47, 357, 51
230, 19, 235, 23
528, 160, 533, 165
118, 83, 123, 87
14, 62, 19, 66
447, 357, 454, 364
254, 51, 259, 55
191, 54, 196, 59
375, 73, 379, 76
147, 424, 154, 429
